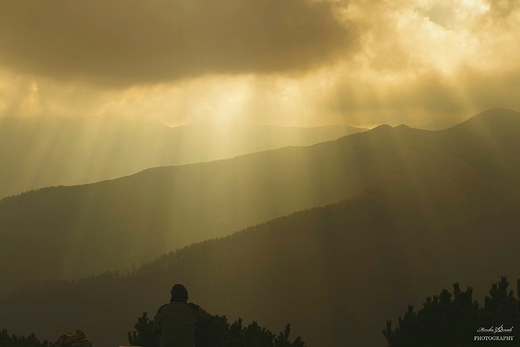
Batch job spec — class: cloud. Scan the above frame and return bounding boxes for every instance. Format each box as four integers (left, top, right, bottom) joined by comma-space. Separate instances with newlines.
460, 66, 520, 112
0, 70, 43, 117
0, 0, 356, 87
322, 0, 520, 127
484, 0, 520, 19
327, 70, 464, 126
1, 0, 519, 129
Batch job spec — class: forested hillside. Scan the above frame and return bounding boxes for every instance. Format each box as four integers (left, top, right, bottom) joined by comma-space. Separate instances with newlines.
1, 108, 520, 346
2, 172, 520, 346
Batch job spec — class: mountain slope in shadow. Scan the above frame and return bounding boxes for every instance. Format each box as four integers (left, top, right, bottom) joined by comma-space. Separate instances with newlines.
1, 173, 519, 347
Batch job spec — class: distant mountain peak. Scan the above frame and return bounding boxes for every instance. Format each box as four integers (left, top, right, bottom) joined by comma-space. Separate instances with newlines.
372, 124, 393, 131
475, 107, 520, 117
447, 107, 520, 135
468, 107, 520, 123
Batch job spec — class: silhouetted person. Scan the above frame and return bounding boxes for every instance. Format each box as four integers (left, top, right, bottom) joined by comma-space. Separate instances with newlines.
153, 284, 212, 347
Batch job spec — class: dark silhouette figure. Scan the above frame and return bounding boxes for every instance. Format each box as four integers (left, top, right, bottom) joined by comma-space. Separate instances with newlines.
153, 284, 211, 347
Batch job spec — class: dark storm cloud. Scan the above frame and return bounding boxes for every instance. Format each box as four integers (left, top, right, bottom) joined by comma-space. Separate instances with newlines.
0, 0, 355, 86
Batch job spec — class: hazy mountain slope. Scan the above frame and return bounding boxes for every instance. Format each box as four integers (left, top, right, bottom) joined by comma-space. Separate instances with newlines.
2, 181, 519, 347
1, 108, 519, 295
423, 107, 520, 188
0, 125, 411, 293
0, 116, 365, 199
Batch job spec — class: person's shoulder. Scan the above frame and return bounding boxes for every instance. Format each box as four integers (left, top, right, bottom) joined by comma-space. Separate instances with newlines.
156, 303, 169, 315
187, 302, 212, 321
187, 302, 200, 311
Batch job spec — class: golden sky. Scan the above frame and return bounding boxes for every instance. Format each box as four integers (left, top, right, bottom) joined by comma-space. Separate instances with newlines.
1, 0, 519, 128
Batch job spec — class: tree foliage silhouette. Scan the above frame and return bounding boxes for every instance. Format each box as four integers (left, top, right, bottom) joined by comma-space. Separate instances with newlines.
129, 313, 306, 347
383, 277, 520, 347
0, 329, 50, 347
128, 312, 159, 347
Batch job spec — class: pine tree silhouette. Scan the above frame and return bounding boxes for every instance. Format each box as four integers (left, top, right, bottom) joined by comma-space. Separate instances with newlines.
128, 313, 307, 347
383, 277, 520, 347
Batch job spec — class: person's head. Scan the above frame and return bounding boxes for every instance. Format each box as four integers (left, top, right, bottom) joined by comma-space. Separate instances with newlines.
170, 284, 188, 303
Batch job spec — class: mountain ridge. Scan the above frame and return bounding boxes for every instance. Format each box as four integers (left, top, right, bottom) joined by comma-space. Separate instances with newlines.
1, 109, 520, 294
0, 116, 367, 199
